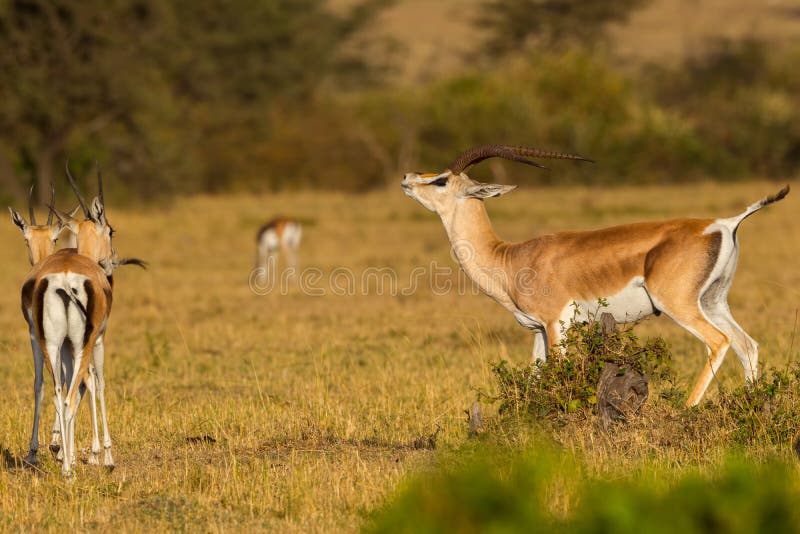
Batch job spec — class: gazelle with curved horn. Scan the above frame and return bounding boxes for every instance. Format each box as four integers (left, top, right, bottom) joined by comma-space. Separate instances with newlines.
22, 162, 120, 474
9, 184, 72, 465
401, 144, 789, 407
8, 184, 63, 265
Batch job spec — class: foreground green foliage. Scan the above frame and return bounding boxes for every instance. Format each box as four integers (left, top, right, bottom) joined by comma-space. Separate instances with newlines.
485, 313, 800, 454
486, 317, 673, 419
369, 449, 800, 533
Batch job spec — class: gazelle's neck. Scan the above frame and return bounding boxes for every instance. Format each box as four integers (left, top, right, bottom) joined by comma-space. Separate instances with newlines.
441, 197, 501, 250
439, 198, 510, 299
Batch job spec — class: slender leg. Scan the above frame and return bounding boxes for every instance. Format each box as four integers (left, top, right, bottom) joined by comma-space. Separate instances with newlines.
531, 329, 548, 363
256, 242, 269, 272
287, 244, 298, 281
55, 342, 75, 462
86, 364, 101, 465
651, 303, 730, 407
26, 330, 45, 464
546, 322, 563, 356
93, 339, 114, 468
702, 302, 759, 383
686, 333, 730, 407
46, 339, 71, 476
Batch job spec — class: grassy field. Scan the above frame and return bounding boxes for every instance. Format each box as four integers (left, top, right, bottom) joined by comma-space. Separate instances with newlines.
0, 180, 797, 530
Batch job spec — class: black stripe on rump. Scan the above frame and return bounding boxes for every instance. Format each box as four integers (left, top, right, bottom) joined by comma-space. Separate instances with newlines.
34, 279, 49, 340
83, 280, 95, 347
699, 231, 723, 290
21, 279, 35, 320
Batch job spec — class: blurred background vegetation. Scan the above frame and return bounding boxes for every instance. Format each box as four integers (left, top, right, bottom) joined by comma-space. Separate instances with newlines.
1, 0, 799, 203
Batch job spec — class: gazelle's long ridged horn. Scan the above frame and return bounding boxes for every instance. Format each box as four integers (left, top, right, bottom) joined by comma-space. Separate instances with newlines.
447, 144, 593, 175
28, 184, 36, 225
65, 160, 90, 218
47, 183, 55, 225
96, 161, 104, 210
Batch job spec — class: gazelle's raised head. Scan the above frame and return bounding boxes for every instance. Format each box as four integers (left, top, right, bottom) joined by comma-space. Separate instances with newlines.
56, 162, 116, 270
8, 184, 63, 265
401, 144, 592, 215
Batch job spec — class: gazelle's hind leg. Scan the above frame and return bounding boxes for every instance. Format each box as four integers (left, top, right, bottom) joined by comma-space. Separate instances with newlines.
644, 228, 736, 406
659, 304, 731, 407
712, 309, 757, 382
700, 255, 758, 382
645, 277, 731, 406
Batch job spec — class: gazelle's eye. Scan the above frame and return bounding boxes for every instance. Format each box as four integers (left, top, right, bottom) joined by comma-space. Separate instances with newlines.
430, 177, 449, 187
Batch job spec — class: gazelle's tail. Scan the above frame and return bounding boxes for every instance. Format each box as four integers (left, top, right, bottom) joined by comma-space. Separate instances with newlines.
720, 185, 790, 233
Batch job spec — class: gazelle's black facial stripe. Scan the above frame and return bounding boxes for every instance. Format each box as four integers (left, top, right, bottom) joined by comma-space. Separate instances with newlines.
430, 177, 449, 187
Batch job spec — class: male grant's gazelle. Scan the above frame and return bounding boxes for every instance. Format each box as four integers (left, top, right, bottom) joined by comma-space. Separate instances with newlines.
255, 216, 302, 277
401, 144, 789, 407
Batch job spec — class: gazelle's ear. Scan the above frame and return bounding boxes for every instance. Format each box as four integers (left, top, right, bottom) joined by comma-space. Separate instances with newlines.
90, 196, 106, 225
49, 205, 80, 233
50, 219, 66, 239
459, 183, 517, 199
8, 207, 28, 234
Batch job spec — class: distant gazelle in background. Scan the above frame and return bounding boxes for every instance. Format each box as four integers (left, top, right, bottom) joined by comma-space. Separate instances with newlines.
401, 144, 789, 407
255, 217, 302, 280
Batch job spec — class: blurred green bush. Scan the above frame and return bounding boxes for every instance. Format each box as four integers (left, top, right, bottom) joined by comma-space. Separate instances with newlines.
367, 449, 800, 533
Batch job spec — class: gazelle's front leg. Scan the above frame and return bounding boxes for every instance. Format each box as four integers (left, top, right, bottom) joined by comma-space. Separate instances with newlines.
531, 329, 547, 363
93, 338, 114, 468
26, 330, 45, 464
286, 245, 299, 281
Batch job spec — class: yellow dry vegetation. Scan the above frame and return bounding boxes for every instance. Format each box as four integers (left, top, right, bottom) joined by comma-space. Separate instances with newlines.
0, 180, 797, 530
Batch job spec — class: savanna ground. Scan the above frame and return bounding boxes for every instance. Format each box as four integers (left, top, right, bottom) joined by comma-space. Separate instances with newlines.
0, 180, 798, 531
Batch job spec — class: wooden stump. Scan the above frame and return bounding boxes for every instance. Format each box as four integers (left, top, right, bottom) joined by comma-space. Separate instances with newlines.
596, 313, 649, 429
468, 402, 485, 435
597, 363, 649, 429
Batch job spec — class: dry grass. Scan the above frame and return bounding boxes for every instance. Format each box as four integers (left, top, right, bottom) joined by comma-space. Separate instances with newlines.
0, 180, 797, 530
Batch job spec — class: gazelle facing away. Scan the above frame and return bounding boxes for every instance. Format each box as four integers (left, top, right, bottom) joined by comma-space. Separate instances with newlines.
9, 185, 71, 465
9, 184, 63, 265
18, 164, 121, 475
255, 216, 302, 278
401, 144, 790, 407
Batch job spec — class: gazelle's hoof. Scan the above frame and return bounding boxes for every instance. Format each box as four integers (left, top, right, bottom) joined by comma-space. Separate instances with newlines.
49, 443, 60, 455
103, 449, 114, 470
24, 452, 38, 465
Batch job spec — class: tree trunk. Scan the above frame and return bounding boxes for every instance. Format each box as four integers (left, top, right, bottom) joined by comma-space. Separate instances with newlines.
0, 151, 26, 201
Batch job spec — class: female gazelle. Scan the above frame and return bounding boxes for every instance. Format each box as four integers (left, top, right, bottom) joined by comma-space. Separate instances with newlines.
401, 144, 789, 407
255, 216, 302, 279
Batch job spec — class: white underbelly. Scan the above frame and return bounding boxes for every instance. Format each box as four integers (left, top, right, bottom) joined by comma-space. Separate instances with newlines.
559, 277, 655, 325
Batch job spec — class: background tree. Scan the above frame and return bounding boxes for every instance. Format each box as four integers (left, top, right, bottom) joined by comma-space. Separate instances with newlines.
0, 0, 391, 202
476, 0, 651, 57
